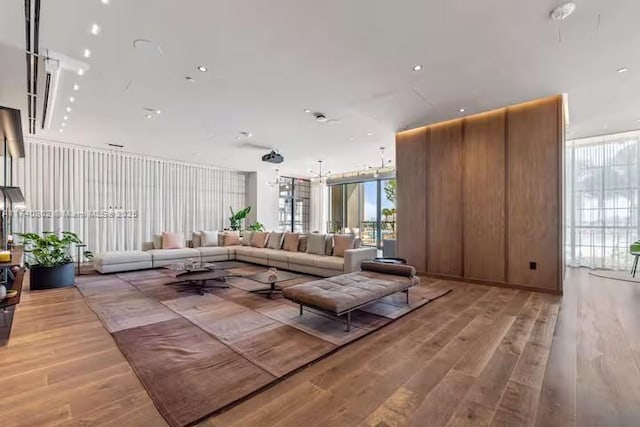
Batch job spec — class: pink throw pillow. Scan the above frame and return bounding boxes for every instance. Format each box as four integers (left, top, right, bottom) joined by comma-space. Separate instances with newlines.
162, 232, 184, 249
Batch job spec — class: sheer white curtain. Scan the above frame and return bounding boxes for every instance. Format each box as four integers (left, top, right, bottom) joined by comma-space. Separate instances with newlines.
566, 130, 640, 270
11, 140, 246, 253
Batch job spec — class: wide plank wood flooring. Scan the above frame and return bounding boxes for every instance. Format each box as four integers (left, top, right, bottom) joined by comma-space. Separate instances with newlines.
0, 267, 639, 426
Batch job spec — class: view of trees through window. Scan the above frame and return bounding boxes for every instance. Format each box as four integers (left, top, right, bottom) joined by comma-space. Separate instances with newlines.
566, 131, 640, 270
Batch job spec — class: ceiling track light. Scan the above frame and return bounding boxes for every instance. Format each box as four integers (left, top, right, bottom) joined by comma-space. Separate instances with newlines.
413, 64, 423, 71
197, 65, 208, 72
73, 83, 79, 91
83, 48, 91, 58
618, 67, 630, 73
77, 68, 85, 76
90, 23, 101, 36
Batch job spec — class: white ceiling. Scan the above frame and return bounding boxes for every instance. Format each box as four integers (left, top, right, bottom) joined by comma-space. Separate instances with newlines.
1, 0, 639, 176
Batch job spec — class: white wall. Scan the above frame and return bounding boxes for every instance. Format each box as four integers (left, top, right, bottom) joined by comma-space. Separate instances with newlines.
252, 171, 281, 231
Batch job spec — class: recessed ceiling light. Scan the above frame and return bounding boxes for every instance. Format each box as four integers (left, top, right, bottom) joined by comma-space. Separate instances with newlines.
66, 107, 72, 112
144, 114, 153, 119
63, 116, 68, 120
550, 3, 576, 21
617, 67, 630, 73
197, 65, 208, 72
101, 0, 109, 4
367, 132, 373, 136
304, 109, 311, 113
185, 76, 195, 82
459, 108, 466, 113
69, 97, 75, 103
59, 129, 64, 133
155, 110, 161, 115
413, 64, 423, 71
61, 122, 67, 127
73, 84, 79, 91
83, 48, 91, 58
77, 68, 85, 76
349, 137, 355, 142
193, 152, 201, 156
90, 23, 101, 36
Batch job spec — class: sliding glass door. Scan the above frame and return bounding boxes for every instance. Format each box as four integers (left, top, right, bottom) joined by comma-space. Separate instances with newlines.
328, 178, 396, 248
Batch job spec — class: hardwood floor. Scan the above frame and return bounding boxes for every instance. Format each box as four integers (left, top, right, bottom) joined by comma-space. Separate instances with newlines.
1, 268, 639, 426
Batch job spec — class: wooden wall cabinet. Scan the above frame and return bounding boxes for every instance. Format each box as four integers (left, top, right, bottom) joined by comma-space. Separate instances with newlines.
395, 95, 564, 293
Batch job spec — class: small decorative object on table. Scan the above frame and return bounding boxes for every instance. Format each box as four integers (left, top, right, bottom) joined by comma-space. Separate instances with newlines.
0, 250, 10, 263
0, 284, 6, 300
267, 267, 278, 282
6, 235, 13, 250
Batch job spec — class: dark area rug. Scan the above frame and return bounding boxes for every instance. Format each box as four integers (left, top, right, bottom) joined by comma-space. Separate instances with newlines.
76, 263, 452, 427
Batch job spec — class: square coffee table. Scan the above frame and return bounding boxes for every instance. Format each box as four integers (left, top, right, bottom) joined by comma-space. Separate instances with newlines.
246, 271, 300, 298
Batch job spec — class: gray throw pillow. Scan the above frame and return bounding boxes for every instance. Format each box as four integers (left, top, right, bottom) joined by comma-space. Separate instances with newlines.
200, 230, 219, 247
191, 232, 202, 248
153, 233, 163, 249
325, 234, 334, 256
306, 234, 326, 256
298, 235, 308, 252
267, 232, 284, 249
241, 231, 253, 246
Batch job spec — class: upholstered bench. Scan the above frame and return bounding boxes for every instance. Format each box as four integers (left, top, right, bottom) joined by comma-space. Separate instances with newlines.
282, 261, 419, 331
93, 251, 153, 273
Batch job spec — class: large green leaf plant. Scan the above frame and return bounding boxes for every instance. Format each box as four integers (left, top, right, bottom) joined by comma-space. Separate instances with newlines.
18, 231, 93, 268
229, 206, 251, 231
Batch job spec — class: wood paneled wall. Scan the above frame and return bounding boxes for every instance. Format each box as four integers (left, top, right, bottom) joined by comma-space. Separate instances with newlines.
396, 128, 428, 272
428, 121, 463, 276
395, 95, 564, 293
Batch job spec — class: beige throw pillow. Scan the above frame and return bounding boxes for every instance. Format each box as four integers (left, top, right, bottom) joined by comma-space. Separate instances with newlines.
282, 233, 300, 252
152, 233, 163, 249
222, 231, 241, 246
306, 234, 326, 256
333, 234, 355, 257
191, 232, 202, 248
267, 232, 284, 249
251, 231, 269, 248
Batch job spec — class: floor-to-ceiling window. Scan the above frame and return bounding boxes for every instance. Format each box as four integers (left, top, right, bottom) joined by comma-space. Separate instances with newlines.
278, 177, 310, 233
566, 130, 640, 270
328, 177, 396, 248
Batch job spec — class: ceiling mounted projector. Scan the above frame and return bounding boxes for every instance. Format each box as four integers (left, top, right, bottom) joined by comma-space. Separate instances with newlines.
262, 150, 284, 164
550, 3, 576, 20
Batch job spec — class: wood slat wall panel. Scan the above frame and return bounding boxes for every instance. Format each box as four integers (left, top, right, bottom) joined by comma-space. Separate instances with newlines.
427, 121, 464, 276
463, 111, 507, 282
396, 128, 428, 273
506, 96, 561, 290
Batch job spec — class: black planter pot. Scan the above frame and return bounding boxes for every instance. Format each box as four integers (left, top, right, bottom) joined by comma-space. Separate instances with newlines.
29, 263, 76, 290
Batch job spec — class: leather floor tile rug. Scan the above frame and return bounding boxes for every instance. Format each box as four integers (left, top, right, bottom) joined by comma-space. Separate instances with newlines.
76, 264, 452, 427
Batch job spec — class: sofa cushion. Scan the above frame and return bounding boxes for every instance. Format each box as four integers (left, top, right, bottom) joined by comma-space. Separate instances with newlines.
93, 251, 151, 267
267, 232, 284, 249
191, 232, 202, 248
325, 234, 334, 256
162, 232, 185, 249
241, 231, 253, 246
196, 246, 229, 257
245, 247, 269, 259
222, 231, 241, 246
262, 248, 289, 262
288, 252, 321, 267
306, 234, 326, 256
234, 246, 254, 257
333, 235, 355, 257
282, 233, 299, 252
200, 230, 219, 247
153, 233, 163, 249
313, 255, 344, 270
251, 232, 269, 248
298, 235, 308, 252
147, 248, 200, 261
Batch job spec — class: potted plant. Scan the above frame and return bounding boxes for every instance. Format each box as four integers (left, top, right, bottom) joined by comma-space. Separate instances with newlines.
18, 231, 93, 290
229, 206, 251, 231
248, 221, 265, 232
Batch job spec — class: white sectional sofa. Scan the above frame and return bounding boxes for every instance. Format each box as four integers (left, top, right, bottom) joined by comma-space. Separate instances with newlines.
93, 232, 377, 277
